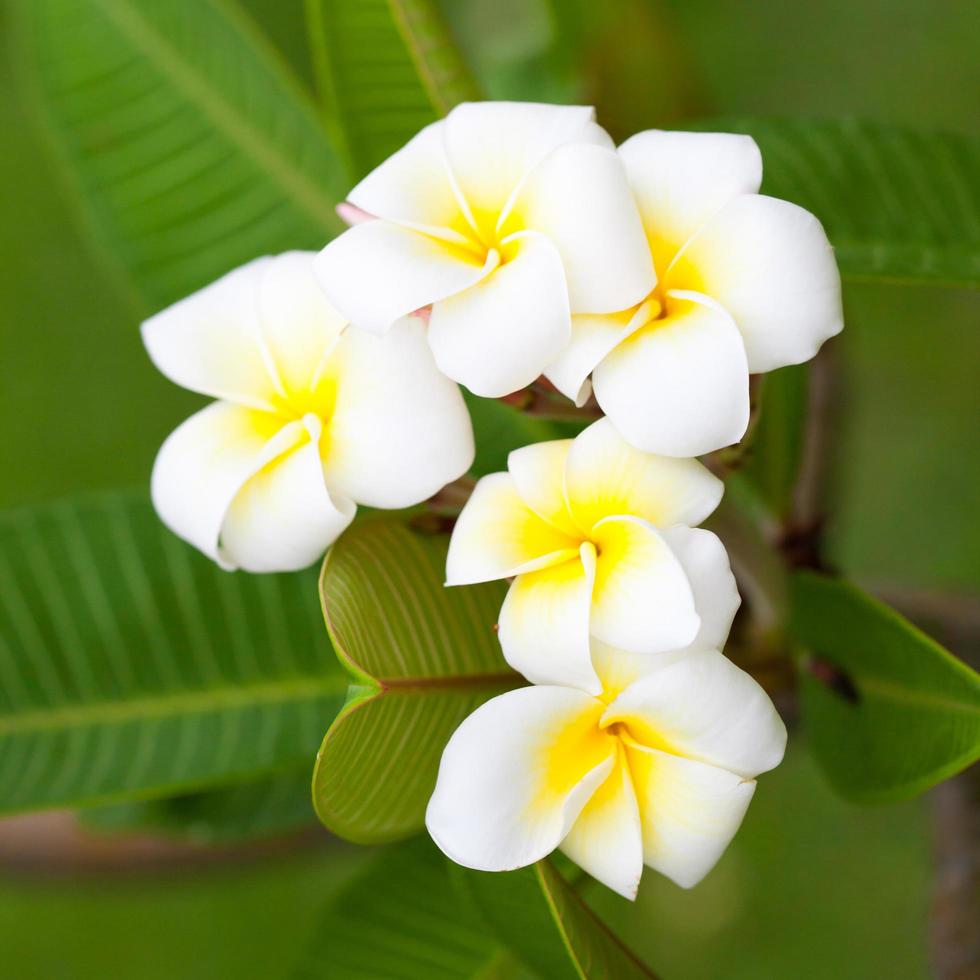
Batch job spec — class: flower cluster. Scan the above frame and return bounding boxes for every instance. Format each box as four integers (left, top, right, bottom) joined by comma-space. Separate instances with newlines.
144, 102, 839, 896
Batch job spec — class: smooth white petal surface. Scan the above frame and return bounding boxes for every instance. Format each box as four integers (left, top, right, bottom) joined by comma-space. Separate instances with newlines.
618, 130, 762, 270
442, 102, 610, 229
427, 232, 570, 397
507, 439, 577, 535
560, 753, 644, 899
314, 221, 491, 333
591, 640, 688, 703
660, 527, 740, 652
515, 142, 655, 313
592, 293, 750, 457
221, 428, 355, 572
678, 194, 843, 372
150, 402, 285, 566
627, 741, 755, 889
544, 301, 654, 406
499, 544, 600, 694
590, 516, 699, 654
256, 251, 347, 400
347, 120, 465, 230
565, 418, 723, 533
605, 650, 787, 778
446, 473, 579, 586
427, 686, 615, 872
142, 257, 277, 410
322, 318, 474, 508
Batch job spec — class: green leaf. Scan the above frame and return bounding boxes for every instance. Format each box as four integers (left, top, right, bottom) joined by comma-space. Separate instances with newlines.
0, 492, 346, 815
458, 861, 657, 980
699, 117, 980, 287
305, 0, 480, 176
81, 768, 316, 843
293, 837, 533, 979
740, 365, 809, 519
10, 0, 347, 310
791, 571, 980, 802
313, 519, 519, 843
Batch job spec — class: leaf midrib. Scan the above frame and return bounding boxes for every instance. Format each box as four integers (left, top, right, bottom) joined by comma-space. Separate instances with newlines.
94, 0, 338, 228
0, 674, 346, 736
848, 675, 980, 716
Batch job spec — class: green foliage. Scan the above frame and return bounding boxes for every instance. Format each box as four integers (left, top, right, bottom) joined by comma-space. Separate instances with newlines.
791, 571, 980, 802
706, 117, 980, 287
0, 492, 346, 815
458, 861, 656, 979
313, 519, 519, 843
294, 837, 531, 979
81, 769, 316, 843
306, 0, 480, 177
10, 0, 346, 311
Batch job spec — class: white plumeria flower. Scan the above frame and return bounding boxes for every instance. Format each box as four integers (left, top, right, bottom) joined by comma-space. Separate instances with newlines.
314, 101, 655, 398
446, 417, 733, 693
143, 252, 474, 573
546, 130, 844, 457
427, 644, 786, 898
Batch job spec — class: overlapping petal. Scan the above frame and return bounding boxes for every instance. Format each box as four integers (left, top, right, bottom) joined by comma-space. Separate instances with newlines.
675, 194, 844, 372
625, 740, 756, 889
564, 418, 723, 533
445, 473, 580, 586
507, 439, 577, 535
618, 130, 762, 272
314, 221, 493, 334
590, 516, 699, 654
512, 142, 655, 313
322, 317, 474, 508
498, 544, 599, 693
591, 293, 750, 457
427, 231, 570, 397
426, 686, 616, 872
604, 650, 787, 778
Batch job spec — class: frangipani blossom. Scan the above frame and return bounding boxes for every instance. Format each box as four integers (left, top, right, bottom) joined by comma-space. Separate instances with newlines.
143, 252, 473, 573
546, 130, 844, 457
314, 102, 655, 398
427, 645, 787, 898
446, 418, 732, 693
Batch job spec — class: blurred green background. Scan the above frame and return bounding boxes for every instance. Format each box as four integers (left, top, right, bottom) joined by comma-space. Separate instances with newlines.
0, 0, 976, 976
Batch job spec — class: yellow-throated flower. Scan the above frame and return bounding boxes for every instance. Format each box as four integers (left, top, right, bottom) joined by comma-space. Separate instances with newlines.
546, 130, 843, 456
314, 102, 655, 398
143, 252, 473, 572
446, 418, 731, 692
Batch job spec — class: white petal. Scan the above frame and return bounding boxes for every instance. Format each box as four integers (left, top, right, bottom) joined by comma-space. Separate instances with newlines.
626, 741, 756, 889
561, 753, 643, 899
604, 649, 787, 778
675, 194, 843, 373
150, 402, 288, 565
322, 318, 474, 508
507, 439, 578, 535
618, 130, 762, 271
442, 102, 611, 233
591, 293, 750, 457
590, 640, 689, 703
514, 142, 655, 313
347, 120, 467, 231
499, 544, 600, 694
659, 527, 740, 652
427, 232, 571, 397
564, 418, 723, 533
142, 257, 278, 410
544, 301, 654, 406
590, 516, 699, 654
221, 424, 355, 572
426, 686, 616, 872
314, 221, 492, 334
446, 473, 580, 586
256, 251, 347, 400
